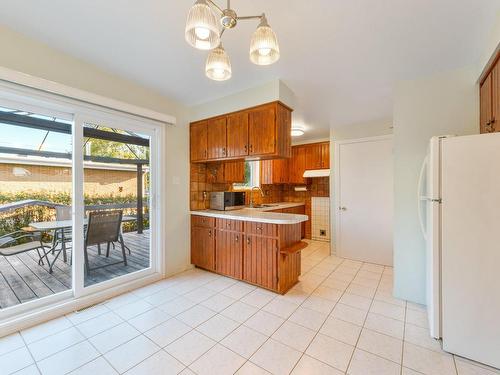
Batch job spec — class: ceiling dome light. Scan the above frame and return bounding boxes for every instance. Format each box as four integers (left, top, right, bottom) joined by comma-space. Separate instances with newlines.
249, 16, 280, 66
185, 0, 221, 50
291, 126, 305, 137
206, 44, 231, 81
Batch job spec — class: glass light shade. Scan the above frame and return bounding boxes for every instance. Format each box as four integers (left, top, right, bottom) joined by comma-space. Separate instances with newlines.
185, 0, 221, 50
249, 17, 280, 65
291, 127, 305, 136
206, 45, 232, 81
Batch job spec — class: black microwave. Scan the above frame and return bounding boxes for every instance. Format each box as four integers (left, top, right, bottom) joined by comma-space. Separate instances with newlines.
209, 191, 246, 210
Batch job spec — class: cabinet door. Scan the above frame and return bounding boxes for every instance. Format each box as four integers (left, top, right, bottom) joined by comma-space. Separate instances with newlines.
320, 142, 330, 169
207, 117, 227, 159
305, 144, 322, 169
206, 162, 225, 183
249, 106, 276, 155
191, 226, 215, 270
480, 74, 493, 133
290, 146, 306, 184
224, 161, 245, 183
227, 112, 249, 157
215, 230, 243, 279
492, 63, 500, 132
190, 121, 208, 161
243, 235, 278, 290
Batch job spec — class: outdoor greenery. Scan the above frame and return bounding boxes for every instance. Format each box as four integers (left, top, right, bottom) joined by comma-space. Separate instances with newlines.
0, 191, 149, 237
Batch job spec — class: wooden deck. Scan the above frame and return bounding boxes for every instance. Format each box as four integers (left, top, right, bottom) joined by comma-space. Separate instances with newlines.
0, 230, 150, 309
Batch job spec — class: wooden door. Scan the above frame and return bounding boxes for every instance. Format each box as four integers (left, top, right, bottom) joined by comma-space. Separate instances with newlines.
492, 63, 500, 132
320, 142, 330, 169
191, 226, 215, 270
190, 121, 208, 161
207, 117, 227, 159
227, 112, 249, 157
480, 73, 493, 133
290, 146, 306, 184
243, 235, 278, 290
224, 161, 245, 183
215, 230, 243, 279
249, 106, 276, 155
305, 144, 322, 169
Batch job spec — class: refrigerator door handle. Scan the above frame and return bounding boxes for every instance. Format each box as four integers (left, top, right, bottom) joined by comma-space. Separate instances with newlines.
417, 155, 429, 240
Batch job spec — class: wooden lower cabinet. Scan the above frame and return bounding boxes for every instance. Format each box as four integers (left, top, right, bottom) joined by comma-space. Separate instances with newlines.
191, 226, 215, 271
215, 230, 243, 279
191, 215, 306, 294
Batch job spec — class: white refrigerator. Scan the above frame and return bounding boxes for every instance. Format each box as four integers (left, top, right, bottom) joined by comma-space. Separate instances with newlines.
418, 134, 500, 369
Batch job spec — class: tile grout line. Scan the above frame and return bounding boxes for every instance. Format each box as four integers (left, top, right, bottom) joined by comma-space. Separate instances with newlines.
400, 291, 408, 375
17, 331, 42, 375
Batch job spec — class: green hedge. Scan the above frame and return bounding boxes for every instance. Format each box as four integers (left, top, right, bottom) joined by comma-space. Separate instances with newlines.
0, 192, 149, 237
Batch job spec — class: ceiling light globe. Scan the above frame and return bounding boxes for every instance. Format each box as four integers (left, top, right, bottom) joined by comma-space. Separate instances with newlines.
206, 44, 232, 81
291, 128, 305, 137
185, 0, 220, 50
249, 17, 280, 65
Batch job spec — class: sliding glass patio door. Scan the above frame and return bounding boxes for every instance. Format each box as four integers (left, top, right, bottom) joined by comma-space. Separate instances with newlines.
0, 83, 162, 322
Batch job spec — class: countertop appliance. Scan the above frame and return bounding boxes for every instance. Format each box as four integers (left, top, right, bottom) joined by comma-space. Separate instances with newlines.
418, 134, 500, 368
209, 191, 246, 211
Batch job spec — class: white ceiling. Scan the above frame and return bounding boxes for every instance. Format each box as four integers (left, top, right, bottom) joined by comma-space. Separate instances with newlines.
0, 0, 498, 140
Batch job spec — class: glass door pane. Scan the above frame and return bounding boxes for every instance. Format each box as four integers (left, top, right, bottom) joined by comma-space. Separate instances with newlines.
0, 106, 73, 310
81, 121, 151, 287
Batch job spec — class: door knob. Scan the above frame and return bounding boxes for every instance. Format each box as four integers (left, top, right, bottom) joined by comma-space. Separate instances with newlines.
339, 206, 347, 211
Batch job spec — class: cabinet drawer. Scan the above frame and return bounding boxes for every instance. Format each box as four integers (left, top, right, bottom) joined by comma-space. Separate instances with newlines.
191, 215, 215, 228
245, 222, 278, 237
216, 218, 243, 232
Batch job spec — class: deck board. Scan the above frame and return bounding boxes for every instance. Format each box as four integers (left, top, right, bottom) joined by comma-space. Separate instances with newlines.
0, 231, 150, 309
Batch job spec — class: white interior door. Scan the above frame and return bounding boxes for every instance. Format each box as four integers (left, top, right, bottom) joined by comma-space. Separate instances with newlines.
336, 137, 393, 265
441, 133, 500, 368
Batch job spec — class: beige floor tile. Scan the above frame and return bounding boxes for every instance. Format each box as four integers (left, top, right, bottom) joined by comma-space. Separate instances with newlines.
244, 310, 285, 336
158, 296, 197, 316
292, 355, 344, 374
200, 293, 236, 312
113, 300, 154, 320
251, 339, 302, 375
203, 277, 238, 292
128, 308, 172, 332
76, 311, 124, 338
331, 303, 367, 326
348, 349, 401, 375
370, 300, 405, 321
183, 287, 217, 304
320, 317, 362, 346
312, 286, 343, 302
142, 288, 179, 307
0, 333, 25, 357
165, 330, 215, 366
28, 327, 85, 361
241, 289, 276, 309
124, 350, 184, 375
37, 341, 99, 375
220, 301, 258, 324
288, 306, 328, 331
221, 325, 268, 358
144, 318, 192, 348
190, 344, 246, 375
403, 342, 456, 375
346, 283, 377, 299
69, 357, 117, 375
357, 328, 403, 363
321, 278, 350, 291
404, 323, 442, 352
262, 298, 299, 319
236, 361, 271, 374
406, 309, 429, 329
176, 305, 216, 328
272, 321, 316, 352
302, 295, 337, 314
196, 314, 239, 341
374, 291, 406, 307
21, 316, 73, 345
339, 293, 372, 311
402, 367, 424, 375
220, 282, 256, 299
364, 312, 404, 339
89, 322, 140, 354
0, 346, 34, 375
104, 335, 160, 374
306, 333, 355, 372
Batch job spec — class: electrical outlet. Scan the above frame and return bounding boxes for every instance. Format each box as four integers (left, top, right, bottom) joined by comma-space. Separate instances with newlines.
320, 229, 326, 236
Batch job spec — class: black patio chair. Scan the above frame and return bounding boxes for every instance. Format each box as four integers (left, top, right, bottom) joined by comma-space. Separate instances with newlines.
84, 210, 127, 275
0, 230, 49, 265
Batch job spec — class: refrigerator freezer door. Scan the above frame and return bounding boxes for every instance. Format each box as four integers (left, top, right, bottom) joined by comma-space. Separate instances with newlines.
426, 136, 442, 339
441, 133, 500, 368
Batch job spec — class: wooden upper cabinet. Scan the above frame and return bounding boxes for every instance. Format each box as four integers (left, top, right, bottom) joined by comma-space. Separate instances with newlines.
224, 161, 245, 183
305, 143, 322, 170
207, 117, 227, 159
290, 146, 306, 184
190, 121, 208, 161
227, 112, 249, 157
190, 101, 292, 162
249, 105, 276, 155
260, 158, 289, 184
480, 74, 493, 133
320, 142, 330, 169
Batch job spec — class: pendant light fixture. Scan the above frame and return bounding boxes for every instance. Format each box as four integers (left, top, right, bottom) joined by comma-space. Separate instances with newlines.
205, 44, 232, 81
185, 0, 280, 80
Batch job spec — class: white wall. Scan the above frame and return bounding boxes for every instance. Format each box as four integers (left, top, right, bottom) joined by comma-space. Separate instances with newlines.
393, 66, 479, 304
0, 25, 192, 277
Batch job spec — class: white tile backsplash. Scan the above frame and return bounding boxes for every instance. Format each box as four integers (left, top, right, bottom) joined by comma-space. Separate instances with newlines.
312, 197, 330, 242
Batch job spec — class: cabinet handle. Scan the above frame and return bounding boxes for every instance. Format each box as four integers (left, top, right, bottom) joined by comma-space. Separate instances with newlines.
249, 144, 253, 153
235, 235, 239, 242
227, 223, 231, 227
256, 227, 263, 231
222, 147, 226, 156
204, 150, 207, 158
208, 230, 212, 237
244, 144, 248, 153
247, 237, 251, 245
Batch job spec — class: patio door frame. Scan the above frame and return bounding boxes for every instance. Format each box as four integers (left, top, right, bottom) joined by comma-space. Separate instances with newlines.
0, 78, 166, 331
72, 110, 163, 299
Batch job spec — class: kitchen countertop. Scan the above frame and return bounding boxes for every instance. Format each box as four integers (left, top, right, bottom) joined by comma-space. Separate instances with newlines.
190, 202, 307, 224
